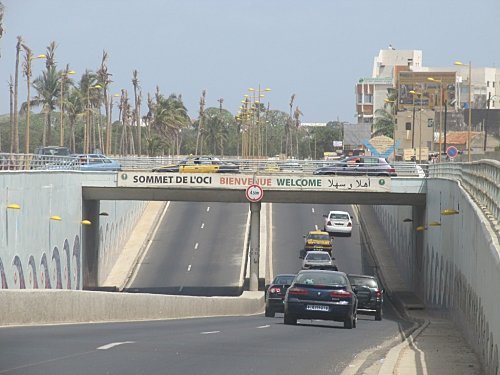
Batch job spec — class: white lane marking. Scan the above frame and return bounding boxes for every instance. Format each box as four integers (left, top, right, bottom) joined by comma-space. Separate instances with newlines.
315, 224, 319, 231
201, 331, 220, 335
257, 325, 270, 329
97, 341, 135, 350
206, 206, 210, 212
187, 264, 192, 271
312, 207, 315, 213
194, 242, 199, 250
201, 222, 205, 229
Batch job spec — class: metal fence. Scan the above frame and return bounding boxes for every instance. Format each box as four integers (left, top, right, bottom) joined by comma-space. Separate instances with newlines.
430, 160, 500, 231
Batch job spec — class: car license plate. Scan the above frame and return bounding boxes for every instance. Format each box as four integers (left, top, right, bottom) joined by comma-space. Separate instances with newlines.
306, 305, 329, 312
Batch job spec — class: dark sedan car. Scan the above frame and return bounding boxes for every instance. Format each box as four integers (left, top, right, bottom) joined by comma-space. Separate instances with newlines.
347, 274, 383, 321
265, 274, 296, 317
313, 156, 397, 177
283, 270, 357, 328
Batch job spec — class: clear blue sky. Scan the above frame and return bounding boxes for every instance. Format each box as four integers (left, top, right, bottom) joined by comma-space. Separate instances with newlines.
1, 0, 499, 123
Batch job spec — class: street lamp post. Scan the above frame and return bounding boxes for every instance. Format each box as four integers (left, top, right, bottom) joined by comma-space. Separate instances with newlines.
454, 61, 472, 161
428, 77, 444, 162
409, 90, 422, 160
484, 93, 496, 152
384, 98, 397, 160
23, 51, 46, 154
59, 66, 76, 147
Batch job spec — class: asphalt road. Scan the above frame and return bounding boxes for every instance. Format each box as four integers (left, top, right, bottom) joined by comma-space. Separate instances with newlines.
126, 201, 248, 295
0, 203, 412, 374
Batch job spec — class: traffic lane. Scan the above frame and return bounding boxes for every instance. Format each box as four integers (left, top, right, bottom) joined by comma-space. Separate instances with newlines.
0, 313, 411, 375
272, 203, 362, 276
128, 202, 248, 295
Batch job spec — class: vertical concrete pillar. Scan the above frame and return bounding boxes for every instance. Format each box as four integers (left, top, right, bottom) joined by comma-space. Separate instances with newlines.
249, 202, 261, 291
413, 205, 426, 297
82, 199, 100, 288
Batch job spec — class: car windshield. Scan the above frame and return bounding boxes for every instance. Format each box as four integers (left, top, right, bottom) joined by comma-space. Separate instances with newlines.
273, 275, 295, 285
295, 272, 346, 286
308, 233, 330, 241
348, 276, 378, 288
305, 253, 330, 261
331, 213, 350, 220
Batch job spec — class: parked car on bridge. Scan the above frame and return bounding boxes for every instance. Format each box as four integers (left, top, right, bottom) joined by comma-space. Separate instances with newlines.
30, 146, 74, 170
265, 274, 296, 317
74, 154, 122, 171
323, 210, 353, 236
347, 274, 383, 321
152, 156, 239, 173
313, 156, 397, 177
283, 270, 358, 328
301, 251, 337, 271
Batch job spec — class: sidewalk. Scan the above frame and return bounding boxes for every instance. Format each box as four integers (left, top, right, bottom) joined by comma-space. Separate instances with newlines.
355, 205, 482, 375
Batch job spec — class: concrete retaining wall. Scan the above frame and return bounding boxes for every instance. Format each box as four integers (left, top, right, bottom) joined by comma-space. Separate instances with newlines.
373, 179, 500, 375
0, 172, 145, 291
0, 290, 263, 325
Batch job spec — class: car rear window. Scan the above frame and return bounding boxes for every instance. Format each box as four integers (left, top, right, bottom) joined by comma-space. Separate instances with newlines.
348, 276, 378, 288
274, 275, 295, 285
305, 252, 330, 261
309, 234, 330, 240
296, 272, 346, 286
331, 213, 349, 220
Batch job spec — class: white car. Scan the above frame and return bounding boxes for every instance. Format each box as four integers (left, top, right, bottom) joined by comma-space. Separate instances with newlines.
301, 251, 337, 270
323, 210, 353, 236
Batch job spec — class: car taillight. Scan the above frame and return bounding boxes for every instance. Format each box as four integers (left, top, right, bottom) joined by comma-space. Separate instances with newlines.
330, 290, 352, 298
388, 168, 396, 173
347, 222, 352, 227
269, 287, 281, 294
375, 290, 383, 298
288, 287, 308, 296
327, 221, 332, 226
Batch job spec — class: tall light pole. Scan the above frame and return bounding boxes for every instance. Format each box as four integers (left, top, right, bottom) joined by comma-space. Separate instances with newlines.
454, 61, 472, 161
428, 77, 443, 162
23, 51, 46, 154
59, 66, 76, 147
409, 90, 422, 160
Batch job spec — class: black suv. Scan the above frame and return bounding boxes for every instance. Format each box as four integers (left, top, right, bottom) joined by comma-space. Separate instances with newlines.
347, 274, 383, 321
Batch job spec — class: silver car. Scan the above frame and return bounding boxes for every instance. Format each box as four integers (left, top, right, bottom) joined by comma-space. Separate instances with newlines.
301, 251, 337, 270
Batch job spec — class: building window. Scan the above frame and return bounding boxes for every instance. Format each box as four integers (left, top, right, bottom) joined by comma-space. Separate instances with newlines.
405, 122, 412, 130
487, 81, 490, 87
364, 94, 373, 104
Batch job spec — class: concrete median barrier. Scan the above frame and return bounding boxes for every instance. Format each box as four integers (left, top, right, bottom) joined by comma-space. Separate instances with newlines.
0, 290, 264, 326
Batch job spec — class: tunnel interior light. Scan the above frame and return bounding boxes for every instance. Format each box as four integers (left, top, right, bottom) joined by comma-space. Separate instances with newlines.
7, 203, 21, 209
429, 221, 441, 227
99, 212, 109, 216
441, 209, 459, 215
50, 215, 62, 221
403, 218, 413, 222
81, 220, 92, 225
416, 225, 426, 231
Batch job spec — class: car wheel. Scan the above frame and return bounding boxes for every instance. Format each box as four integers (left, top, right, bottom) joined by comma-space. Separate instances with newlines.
284, 312, 297, 325
375, 308, 383, 321
265, 307, 275, 318
344, 314, 354, 329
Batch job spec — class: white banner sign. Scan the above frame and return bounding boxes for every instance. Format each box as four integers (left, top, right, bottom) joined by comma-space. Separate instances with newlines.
118, 173, 391, 192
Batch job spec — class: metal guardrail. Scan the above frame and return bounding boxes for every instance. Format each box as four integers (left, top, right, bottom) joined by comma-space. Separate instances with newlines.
430, 160, 500, 230
1, 153, 428, 177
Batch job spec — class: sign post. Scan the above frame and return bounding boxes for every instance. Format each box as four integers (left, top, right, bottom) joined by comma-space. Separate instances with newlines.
245, 184, 264, 202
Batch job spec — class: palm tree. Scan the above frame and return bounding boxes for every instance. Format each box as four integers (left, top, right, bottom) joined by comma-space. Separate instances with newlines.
32, 67, 61, 146
65, 87, 84, 152
195, 90, 206, 155
12, 36, 23, 153
0, 2, 4, 59
132, 70, 141, 156
97, 51, 112, 154
373, 108, 395, 137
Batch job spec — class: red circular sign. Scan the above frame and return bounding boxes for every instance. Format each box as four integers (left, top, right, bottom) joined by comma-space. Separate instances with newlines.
245, 184, 264, 202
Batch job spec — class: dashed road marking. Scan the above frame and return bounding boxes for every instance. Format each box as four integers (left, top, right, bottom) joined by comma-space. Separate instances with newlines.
194, 242, 199, 250
97, 341, 135, 350
201, 331, 220, 335
201, 223, 205, 229
206, 206, 210, 212
187, 264, 192, 271
312, 207, 315, 213
257, 325, 270, 329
